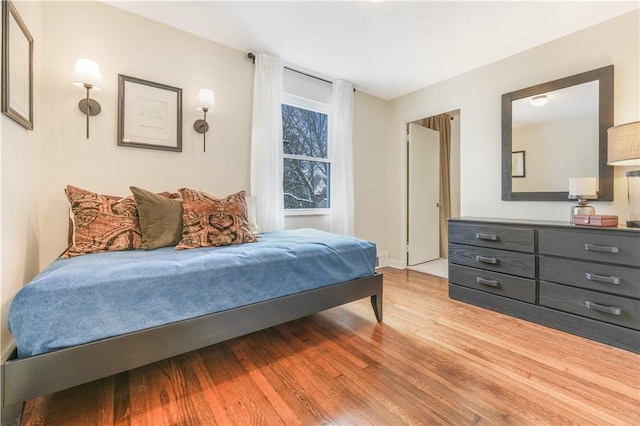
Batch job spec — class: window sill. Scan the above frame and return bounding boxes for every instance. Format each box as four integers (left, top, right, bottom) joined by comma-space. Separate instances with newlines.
284, 209, 330, 217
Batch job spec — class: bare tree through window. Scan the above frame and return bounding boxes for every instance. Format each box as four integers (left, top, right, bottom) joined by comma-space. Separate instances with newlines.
282, 104, 330, 209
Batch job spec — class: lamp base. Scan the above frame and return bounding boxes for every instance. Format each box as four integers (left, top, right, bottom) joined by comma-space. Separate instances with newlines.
570, 204, 595, 224
626, 170, 640, 229
78, 99, 101, 116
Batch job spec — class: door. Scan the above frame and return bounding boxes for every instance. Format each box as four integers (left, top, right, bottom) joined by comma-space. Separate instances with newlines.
408, 123, 440, 266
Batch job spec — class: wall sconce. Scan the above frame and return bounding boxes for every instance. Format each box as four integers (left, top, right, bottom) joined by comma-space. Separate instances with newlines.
608, 121, 640, 227
193, 89, 216, 152
71, 58, 102, 139
568, 177, 598, 223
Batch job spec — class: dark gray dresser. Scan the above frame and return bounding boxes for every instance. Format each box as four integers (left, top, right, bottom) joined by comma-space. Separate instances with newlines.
448, 218, 640, 352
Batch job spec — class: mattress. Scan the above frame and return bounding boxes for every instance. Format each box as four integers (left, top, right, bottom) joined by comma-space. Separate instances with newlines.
8, 228, 376, 357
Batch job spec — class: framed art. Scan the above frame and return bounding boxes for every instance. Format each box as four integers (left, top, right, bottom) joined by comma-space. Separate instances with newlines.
2, 0, 33, 130
512, 150, 526, 178
118, 74, 182, 152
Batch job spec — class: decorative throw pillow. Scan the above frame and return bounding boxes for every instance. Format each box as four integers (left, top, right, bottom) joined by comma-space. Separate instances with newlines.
62, 185, 142, 258
130, 186, 183, 250
176, 188, 257, 249
200, 190, 259, 238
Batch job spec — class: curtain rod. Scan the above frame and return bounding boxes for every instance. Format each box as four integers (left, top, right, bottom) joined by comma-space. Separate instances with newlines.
247, 52, 333, 86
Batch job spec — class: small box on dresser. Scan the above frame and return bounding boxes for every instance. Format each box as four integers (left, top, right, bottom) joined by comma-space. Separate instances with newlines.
448, 218, 640, 353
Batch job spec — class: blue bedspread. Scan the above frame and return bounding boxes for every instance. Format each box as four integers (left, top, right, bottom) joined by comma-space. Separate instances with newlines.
9, 229, 376, 358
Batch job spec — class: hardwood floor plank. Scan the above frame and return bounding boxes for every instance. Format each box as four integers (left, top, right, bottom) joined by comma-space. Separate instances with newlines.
112, 373, 131, 425
228, 339, 303, 425
316, 309, 540, 425
196, 342, 284, 425
20, 267, 640, 425
426, 318, 639, 424
273, 320, 407, 425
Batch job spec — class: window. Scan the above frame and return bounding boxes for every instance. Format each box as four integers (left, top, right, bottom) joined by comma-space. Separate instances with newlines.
282, 97, 331, 211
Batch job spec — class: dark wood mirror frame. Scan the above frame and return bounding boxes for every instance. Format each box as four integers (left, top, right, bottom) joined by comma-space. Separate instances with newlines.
502, 65, 614, 201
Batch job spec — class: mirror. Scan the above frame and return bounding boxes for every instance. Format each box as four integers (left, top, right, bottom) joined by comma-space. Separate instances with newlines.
502, 66, 613, 201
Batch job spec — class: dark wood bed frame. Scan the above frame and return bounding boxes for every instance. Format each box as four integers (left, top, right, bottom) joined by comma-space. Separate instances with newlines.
1, 273, 383, 425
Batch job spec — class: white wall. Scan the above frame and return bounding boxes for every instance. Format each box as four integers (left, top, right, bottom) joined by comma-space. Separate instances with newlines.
387, 10, 639, 266
512, 115, 598, 192
1, 1, 42, 359
353, 91, 392, 260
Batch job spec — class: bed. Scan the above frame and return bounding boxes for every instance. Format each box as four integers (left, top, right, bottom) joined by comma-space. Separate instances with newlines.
1, 228, 383, 424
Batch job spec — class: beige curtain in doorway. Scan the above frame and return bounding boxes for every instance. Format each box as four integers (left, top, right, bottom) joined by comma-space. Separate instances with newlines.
422, 114, 451, 258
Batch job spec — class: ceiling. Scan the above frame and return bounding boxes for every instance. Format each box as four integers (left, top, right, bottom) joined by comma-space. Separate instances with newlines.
103, 1, 639, 100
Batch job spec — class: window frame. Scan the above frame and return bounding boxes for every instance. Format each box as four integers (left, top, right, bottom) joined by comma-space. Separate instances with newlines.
282, 93, 332, 216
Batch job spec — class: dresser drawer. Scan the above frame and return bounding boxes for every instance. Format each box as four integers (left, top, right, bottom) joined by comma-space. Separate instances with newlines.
540, 281, 640, 330
449, 222, 534, 253
449, 264, 536, 303
449, 243, 535, 278
539, 229, 640, 267
540, 257, 640, 298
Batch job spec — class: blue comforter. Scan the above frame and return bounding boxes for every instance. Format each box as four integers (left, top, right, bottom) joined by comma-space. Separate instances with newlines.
9, 229, 376, 358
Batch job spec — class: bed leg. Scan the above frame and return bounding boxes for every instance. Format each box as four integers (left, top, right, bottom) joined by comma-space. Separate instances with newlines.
1, 402, 23, 426
370, 294, 383, 322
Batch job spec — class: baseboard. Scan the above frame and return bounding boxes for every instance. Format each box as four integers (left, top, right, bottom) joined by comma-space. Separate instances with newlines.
375, 252, 389, 269
388, 258, 405, 269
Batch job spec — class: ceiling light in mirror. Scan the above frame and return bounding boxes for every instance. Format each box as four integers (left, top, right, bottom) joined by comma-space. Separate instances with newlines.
530, 95, 548, 107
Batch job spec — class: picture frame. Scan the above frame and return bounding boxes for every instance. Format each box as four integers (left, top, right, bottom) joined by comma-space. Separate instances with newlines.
512, 150, 526, 178
1, 0, 33, 130
117, 74, 182, 152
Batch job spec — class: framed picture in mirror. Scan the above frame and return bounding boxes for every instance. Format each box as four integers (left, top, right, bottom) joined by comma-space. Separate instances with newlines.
512, 151, 525, 178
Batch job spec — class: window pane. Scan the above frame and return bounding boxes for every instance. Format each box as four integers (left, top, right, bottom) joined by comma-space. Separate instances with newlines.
282, 104, 328, 158
283, 159, 330, 209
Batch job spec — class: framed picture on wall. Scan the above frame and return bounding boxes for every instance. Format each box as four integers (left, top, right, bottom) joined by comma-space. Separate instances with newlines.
1, 0, 33, 130
117, 74, 182, 152
512, 150, 526, 178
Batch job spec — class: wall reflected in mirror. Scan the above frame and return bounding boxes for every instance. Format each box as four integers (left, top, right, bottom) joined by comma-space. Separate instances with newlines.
511, 80, 599, 193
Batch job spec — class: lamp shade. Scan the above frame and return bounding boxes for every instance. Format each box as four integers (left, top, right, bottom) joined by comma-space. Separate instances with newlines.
569, 177, 598, 199
71, 58, 102, 90
196, 89, 216, 112
607, 121, 640, 166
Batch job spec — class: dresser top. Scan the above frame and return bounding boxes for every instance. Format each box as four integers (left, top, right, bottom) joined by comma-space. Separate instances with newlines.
449, 217, 640, 234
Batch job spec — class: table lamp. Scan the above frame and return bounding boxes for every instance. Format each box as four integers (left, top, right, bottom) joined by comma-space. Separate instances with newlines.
568, 177, 597, 224
607, 121, 640, 227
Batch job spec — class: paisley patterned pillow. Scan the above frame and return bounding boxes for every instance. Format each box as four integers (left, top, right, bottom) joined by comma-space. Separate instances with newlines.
62, 185, 142, 258
176, 188, 257, 249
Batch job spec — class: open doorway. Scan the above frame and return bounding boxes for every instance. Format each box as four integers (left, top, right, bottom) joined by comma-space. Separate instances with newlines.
407, 110, 461, 278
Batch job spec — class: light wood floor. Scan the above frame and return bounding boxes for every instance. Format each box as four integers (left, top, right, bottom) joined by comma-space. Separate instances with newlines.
21, 268, 640, 425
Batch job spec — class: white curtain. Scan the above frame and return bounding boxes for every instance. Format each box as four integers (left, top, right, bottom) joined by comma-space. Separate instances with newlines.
250, 53, 285, 232
329, 80, 355, 235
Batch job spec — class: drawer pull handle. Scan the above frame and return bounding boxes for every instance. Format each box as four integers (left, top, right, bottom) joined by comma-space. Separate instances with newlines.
475, 233, 498, 241
585, 272, 621, 285
584, 300, 623, 316
475, 255, 498, 265
583, 243, 619, 254
476, 277, 499, 287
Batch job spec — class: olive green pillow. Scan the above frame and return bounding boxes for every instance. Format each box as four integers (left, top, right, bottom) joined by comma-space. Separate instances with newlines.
130, 186, 183, 250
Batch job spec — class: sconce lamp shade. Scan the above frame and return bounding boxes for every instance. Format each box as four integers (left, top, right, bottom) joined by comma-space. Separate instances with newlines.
607, 121, 640, 166
71, 59, 102, 90
196, 89, 216, 112
569, 177, 598, 199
